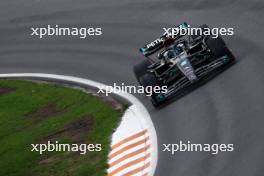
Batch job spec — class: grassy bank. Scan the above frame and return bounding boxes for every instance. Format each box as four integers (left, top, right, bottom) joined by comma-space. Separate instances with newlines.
0, 80, 124, 176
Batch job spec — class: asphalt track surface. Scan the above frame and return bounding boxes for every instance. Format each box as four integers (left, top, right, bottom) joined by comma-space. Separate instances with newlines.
0, 1, 264, 176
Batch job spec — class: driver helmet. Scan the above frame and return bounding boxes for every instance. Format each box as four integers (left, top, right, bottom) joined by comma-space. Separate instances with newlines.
164, 50, 175, 59
173, 44, 184, 54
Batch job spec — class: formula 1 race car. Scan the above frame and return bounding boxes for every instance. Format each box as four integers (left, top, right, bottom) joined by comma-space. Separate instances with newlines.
133, 22, 235, 107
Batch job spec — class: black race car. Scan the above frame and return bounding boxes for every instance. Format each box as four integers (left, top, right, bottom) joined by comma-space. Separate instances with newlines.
133, 22, 235, 107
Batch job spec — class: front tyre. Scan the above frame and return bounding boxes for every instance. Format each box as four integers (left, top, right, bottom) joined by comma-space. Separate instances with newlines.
133, 59, 151, 83
139, 73, 164, 107
191, 24, 209, 40
205, 35, 229, 59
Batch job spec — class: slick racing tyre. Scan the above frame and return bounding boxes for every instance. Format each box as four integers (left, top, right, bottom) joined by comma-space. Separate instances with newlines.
191, 24, 209, 40
133, 59, 151, 83
206, 35, 230, 59
139, 73, 163, 107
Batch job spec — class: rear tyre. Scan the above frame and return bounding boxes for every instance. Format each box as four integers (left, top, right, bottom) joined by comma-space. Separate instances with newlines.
139, 73, 163, 107
133, 59, 151, 82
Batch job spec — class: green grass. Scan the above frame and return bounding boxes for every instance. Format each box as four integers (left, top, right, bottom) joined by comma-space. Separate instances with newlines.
0, 80, 124, 176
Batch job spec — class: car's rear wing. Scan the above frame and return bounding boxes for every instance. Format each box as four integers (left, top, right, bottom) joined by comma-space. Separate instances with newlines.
139, 22, 188, 56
